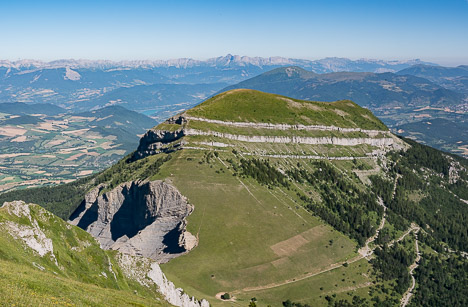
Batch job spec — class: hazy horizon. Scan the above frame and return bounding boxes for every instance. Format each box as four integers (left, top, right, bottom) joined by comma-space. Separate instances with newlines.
1, 0, 467, 66
0, 54, 465, 68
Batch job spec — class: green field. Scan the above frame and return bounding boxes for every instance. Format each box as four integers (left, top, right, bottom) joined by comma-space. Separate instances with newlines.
186, 89, 388, 130
156, 149, 379, 306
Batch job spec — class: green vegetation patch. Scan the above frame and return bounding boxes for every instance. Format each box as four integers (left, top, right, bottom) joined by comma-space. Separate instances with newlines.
160, 149, 362, 306
186, 89, 387, 130
386, 140, 468, 251
0, 176, 96, 220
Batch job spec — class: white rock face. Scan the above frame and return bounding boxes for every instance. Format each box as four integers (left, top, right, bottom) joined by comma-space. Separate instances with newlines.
241, 152, 369, 160
147, 263, 209, 307
184, 128, 394, 147
2, 201, 58, 266
4, 200, 31, 220
134, 116, 401, 161
5, 220, 55, 259
179, 230, 198, 251
185, 116, 388, 136
117, 253, 209, 307
196, 141, 230, 148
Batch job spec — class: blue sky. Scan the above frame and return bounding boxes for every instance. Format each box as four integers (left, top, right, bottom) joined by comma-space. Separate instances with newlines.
1, 0, 467, 65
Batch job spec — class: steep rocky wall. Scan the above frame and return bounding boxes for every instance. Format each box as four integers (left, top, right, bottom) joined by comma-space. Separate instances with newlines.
69, 180, 197, 263
132, 128, 185, 161
117, 253, 209, 307
184, 128, 395, 147
185, 115, 387, 135
132, 116, 395, 161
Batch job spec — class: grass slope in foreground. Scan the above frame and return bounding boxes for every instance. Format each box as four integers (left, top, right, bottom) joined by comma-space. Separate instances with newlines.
0, 201, 170, 306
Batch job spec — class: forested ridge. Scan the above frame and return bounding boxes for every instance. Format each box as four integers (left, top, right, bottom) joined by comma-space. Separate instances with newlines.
289, 161, 383, 246
277, 138, 468, 306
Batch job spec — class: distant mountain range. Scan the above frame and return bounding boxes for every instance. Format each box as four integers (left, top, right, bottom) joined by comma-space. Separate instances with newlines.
80, 83, 227, 121
74, 105, 157, 146
0, 66, 170, 108
0, 55, 466, 155
0, 102, 65, 116
220, 66, 466, 114
397, 64, 468, 94
0, 54, 437, 73
0, 55, 437, 114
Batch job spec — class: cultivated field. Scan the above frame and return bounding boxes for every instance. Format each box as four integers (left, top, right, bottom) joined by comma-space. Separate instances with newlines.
0, 113, 138, 192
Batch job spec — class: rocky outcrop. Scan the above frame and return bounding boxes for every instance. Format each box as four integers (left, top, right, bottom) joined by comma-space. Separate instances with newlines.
166, 115, 188, 125
1, 201, 59, 266
185, 115, 388, 135
148, 262, 209, 307
132, 128, 185, 161
117, 253, 209, 307
69, 180, 197, 263
184, 128, 395, 147
132, 115, 394, 161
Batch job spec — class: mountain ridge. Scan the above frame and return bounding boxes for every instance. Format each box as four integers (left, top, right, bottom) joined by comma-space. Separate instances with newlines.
0, 55, 437, 72
220, 66, 466, 108
397, 64, 468, 94
218, 66, 468, 157
1, 90, 467, 306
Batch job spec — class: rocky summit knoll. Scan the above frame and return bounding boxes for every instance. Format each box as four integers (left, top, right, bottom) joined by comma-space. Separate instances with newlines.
1, 89, 467, 307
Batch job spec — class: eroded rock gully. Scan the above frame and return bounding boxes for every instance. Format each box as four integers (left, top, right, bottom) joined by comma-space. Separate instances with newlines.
69, 180, 197, 263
